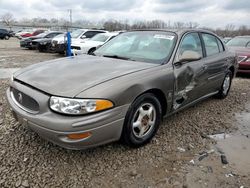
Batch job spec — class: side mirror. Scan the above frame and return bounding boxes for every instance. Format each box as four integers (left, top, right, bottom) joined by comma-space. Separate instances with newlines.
81, 35, 86, 39
178, 50, 202, 63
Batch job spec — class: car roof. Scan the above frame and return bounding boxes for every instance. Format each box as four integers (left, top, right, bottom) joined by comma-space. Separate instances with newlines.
96, 32, 119, 36
233, 35, 250, 38
76, 29, 107, 32
128, 28, 217, 36
45, 31, 64, 34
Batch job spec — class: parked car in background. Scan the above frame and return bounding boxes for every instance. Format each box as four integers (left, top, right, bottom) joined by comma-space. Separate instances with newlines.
15, 29, 35, 39
222, 37, 232, 44
227, 36, 250, 74
7, 29, 237, 149
9, 30, 15, 37
0, 29, 12, 40
20, 29, 46, 38
33, 32, 64, 52
71, 32, 119, 55
20, 31, 63, 49
51, 29, 108, 54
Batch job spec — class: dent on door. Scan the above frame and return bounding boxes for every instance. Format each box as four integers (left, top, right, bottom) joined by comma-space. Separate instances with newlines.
173, 62, 207, 110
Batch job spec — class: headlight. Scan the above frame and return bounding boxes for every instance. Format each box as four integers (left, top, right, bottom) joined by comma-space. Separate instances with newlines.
41, 41, 47, 45
58, 40, 65, 44
49, 96, 114, 115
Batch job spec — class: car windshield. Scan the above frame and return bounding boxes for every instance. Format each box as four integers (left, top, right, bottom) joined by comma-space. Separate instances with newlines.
227, 37, 250, 47
36, 33, 47, 37
71, 29, 85, 38
95, 31, 176, 64
90, 34, 110, 42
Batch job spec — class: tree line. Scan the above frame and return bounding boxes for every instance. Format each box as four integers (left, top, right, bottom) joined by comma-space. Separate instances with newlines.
1, 12, 250, 37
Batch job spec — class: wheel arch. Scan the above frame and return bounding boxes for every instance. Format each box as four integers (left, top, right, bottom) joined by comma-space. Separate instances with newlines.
132, 88, 168, 117
88, 47, 96, 54
229, 66, 235, 77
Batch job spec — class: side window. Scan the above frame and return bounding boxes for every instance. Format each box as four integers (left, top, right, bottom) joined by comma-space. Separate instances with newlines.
46, 33, 55, 38
178, 32, 203, 58
83, 31, 95, 38
202, 33, 220, 56
84, 31, 103, 38
217, 38, 224, 52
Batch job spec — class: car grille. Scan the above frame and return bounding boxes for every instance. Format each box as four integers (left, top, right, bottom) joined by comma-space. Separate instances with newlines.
237, 56, 247, 63
71, 46, 81, 50
11, 87, 39, 114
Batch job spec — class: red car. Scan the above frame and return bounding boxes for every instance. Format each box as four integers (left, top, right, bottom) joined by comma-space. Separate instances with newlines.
227, 36, 250, 74
21, 30, 46, 38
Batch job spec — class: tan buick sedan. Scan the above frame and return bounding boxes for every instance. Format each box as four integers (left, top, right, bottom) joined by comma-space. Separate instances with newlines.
7, 29, 237, 149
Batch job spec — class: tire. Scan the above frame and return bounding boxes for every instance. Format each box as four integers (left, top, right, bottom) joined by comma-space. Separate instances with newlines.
121, 93, 162, 147
216, 71, 232, 99
38, 45, 44, 52
88, 48, 96, 55
4, 35, 10, 40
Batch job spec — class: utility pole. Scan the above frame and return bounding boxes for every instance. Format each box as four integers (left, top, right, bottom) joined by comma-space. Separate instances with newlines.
68, 9, 72, 31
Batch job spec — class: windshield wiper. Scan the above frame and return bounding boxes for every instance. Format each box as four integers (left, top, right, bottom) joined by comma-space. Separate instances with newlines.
103, 54, 134, 61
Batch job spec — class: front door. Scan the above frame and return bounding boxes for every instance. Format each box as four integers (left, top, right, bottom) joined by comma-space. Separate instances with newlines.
173, 32, 207, 110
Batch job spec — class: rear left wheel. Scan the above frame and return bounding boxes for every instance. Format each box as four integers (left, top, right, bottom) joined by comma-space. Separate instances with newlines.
121, 93, 162, 147
216, 71, 232, 99
4, 35, 10, 40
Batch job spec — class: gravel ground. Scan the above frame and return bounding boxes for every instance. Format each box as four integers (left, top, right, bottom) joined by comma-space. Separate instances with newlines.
0, 38, 60, 69
0, 38, 250, 187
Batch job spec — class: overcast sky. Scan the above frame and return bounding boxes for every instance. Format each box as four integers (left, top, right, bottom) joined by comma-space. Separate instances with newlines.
0, 0, 250, 28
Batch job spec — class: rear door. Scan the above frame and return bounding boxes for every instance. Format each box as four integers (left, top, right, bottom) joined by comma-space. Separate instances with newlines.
200, 33, 228, 93
173, 32, 208, 109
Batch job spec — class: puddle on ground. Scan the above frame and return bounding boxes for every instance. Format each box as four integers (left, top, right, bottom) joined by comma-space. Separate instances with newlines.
208, 133, 231, 140
211, 103, 250, 176
0, 68, 19, 79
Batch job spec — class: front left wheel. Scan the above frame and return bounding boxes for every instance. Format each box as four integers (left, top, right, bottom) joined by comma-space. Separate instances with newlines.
121, 93, 162, 148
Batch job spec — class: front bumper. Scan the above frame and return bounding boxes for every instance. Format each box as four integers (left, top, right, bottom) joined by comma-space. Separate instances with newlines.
54, 43, 66, 53
6, 82, 129, 150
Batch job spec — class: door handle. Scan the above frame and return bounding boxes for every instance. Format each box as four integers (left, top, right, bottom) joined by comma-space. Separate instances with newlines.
202, 65, 208, 70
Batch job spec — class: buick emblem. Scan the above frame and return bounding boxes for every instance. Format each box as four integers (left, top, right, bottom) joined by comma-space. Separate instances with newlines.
18, 93, 23, 104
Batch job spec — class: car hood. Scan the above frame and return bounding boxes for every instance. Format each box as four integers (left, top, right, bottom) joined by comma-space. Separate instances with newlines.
14, 55, 159, 97
33, 38, 52, 43
72, 41, 104, 48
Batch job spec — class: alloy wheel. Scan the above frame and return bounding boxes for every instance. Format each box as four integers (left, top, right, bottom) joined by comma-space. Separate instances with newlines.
132, 103, 156, 138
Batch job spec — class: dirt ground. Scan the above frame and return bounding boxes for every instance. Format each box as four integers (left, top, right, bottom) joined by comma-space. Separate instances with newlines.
0, 38, 250, 188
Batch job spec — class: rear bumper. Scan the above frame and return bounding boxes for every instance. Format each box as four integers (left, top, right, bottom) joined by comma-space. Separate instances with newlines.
238, 62, 250, 74
6, 83, 129, 150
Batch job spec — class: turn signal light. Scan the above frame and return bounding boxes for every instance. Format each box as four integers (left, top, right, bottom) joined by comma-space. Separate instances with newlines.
96, 100, 114, 111
67, 132, 92, 140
